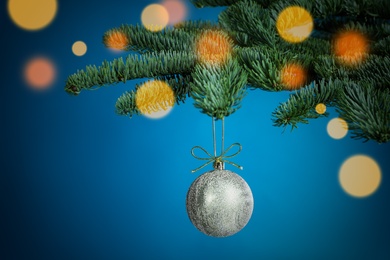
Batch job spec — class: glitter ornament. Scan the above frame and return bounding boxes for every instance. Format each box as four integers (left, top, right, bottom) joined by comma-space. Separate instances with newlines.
186, 169, 254, 237
187, 117, 254, 237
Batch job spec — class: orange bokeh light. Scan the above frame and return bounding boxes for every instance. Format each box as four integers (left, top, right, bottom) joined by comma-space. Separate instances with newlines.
24, 57, 56, 90
280, 63, 307, 90
333, 30, 369, 66
105, 30, 129, 51
8, 0, 57, 31
196, 30, 232, 66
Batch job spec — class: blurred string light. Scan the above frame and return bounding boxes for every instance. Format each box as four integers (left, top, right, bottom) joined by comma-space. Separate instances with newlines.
280, 63, 307, 90
141, 4, 169, 32
135, 80, 175, 119
327, 117, 348, 139
315, 103, 326, 114
8, 0, 57, 31
72, 41, 87, 56
339, 155, 381, 198
24, 57, 56, 90
162, 0, 187, 25
276, 6, 313, 43
196, 30, 233, 66
333, 30, 369, 67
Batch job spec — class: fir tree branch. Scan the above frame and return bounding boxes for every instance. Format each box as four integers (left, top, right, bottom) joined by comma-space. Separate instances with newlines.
348, 55, 390, 88
190, 59, 247, 119
281, 0, 390, 19
342, 0, 390, 19
174, 20, 220, 32
238, 46, 284, 91
237, 46, 312, 91
309, 0, 344, 18
64, 0, 390, 143
103, 25, 195, 53
155, 74, 193, 104
272, 78, 343, 129
65, 51, 196, 95
191, 0, 242, 8
191, 0, 273, 8
281, 37, 331, 56
115, 90, 139, 117
337, 81, 390, 143
315, 16, 390, 39
219, 0, 279, 47
373, 36, 390, 56
314, 55, 390, 88
313, 55, 349, 79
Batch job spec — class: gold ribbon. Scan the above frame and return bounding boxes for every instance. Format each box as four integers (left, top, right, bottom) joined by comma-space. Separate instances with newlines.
190, 143, 243, 173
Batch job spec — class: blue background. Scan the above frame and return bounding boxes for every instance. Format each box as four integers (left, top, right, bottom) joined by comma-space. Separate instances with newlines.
1, 0, 389, 259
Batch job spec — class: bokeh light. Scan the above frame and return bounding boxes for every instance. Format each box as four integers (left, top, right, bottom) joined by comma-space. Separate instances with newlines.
276, 6, 313, 43
162, 0, 187, 25
72, 41, 87, 56
339, 155, 381, 198
8, 0, 57, 31
196, 30, 232, 66
143, 107, 173, 119
141, 4, 169, 32
136, 80, 175, 119
24, 57, 56, 90
333, 30, 369, 66
104, 30, 129, 51
280, 63, 307, 90
327, 117, 348, 139
315, 103, 326, 114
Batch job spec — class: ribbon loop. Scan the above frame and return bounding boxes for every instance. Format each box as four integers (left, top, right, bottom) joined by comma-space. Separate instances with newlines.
191, 143, 243, 173
220, 143, 242, 159
191, 146, 214, 161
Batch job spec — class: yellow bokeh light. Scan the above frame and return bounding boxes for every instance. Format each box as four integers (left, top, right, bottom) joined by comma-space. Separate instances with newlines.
8, 0, 57, 31
143, 107, 174, 119
136, 80, 175, 119
315, 103, 326, 114
339, 155, 381, 198
327, 118, 348, 139
162, 0, 187, 25
280, 63, 307, 90
333, 30, 369, 67
141, 4, 169, 32
72, 41, 87, 56
196, 30, 232, 66
276, 6, 313, 43
24, 57, 56, 90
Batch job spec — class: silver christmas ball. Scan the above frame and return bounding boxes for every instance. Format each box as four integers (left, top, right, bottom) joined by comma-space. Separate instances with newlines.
186, 169, 254, 237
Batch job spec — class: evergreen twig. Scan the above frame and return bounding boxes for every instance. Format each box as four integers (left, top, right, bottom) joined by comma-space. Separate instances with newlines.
190, 59, 247, 119
103, 25, 195, 53
65, 51, 196, 95
272, 78, 343, 129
